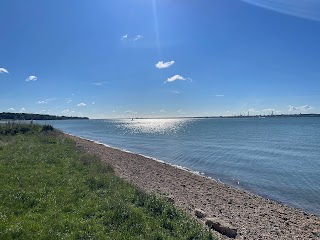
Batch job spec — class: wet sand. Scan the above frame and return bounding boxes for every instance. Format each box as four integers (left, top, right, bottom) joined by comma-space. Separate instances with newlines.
66, 134, 320, 240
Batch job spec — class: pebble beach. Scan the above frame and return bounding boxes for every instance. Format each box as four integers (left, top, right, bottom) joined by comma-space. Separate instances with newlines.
67, 134, 320, 240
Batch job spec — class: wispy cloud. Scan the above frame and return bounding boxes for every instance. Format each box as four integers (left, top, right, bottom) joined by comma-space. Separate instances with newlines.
155, 61, 175, 69
262, 108, 275, 112
121, 34, 143, 41
8, 108, 15, 111
77, 102, 87, 107
63, 109, 75, 114
160, 109, 166, 113
248, 108, 259, 113
121, 34, 128, 40
165, 75, 188, 83
66, 99, 72, 104
125, 110, 137, 114
40, 110, 51, 114
215, 94, 224, 97
177, 109, 185, 115
0, 68, 9, 74
36, 98, 56, 104
36, 100, 48, 104
91, 81, 109, 86
289, 105, 313, 112
172, 90, 181, 94
289, 106, 297, 111
134, 35, 143, 41
20, 108, 26, 113
26, 75, 37, 81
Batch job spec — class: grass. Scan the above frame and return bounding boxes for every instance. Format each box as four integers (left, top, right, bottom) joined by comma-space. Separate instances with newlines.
0, 124, 214, 240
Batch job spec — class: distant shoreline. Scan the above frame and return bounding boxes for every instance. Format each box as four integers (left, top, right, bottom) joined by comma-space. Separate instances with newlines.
191, 113, 320, 119
2, 112, 320, 121
0, 112, 88, 121
97, 114, 320, 120
131, 113, 320, 120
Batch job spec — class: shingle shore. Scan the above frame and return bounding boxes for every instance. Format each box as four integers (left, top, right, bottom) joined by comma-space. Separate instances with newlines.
67, 134, 320, 240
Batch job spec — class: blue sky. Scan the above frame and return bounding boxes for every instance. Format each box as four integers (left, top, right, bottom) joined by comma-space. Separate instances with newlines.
1, 0, 320, 118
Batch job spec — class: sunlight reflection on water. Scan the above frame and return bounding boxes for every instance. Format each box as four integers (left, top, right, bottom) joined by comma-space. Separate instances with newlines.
48, 117, 320, 215
113, 118, 194, 134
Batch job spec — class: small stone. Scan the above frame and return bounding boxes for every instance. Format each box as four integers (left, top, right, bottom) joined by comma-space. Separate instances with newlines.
165, 195, 175, 203
194, 208, 207, 218
205, 217, 237, 238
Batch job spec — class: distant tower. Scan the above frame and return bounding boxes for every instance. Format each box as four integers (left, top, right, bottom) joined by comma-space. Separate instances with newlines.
271, 110, 274, 116
248, 111, 249, 117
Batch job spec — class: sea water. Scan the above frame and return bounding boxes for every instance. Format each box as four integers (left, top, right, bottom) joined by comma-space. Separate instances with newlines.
43, 117, 320, 215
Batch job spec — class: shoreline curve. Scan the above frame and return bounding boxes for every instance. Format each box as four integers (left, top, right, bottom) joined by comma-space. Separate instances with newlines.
65, 133, 320, 240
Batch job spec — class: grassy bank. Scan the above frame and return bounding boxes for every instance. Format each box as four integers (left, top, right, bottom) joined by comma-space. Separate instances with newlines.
0, 124, 214, 239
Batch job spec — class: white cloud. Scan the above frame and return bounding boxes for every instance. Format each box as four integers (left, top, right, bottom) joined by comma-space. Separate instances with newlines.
92, 81, 109, 86
289, 105, 313, 112
121, 34, 143, 41
155, 61, 175, 69
0, 68, 9, 74
262, 108, 275, 112
92, 102, 95, 105
36, 100, 48, 104
134, 35, 143, 41
248, 108, 259, 113
165, 75, 187, 83
20, 108, 26, 113
77, 103, 87, 107
121, 34, 128, 40
125, 110, 137, 114
66, 99, 72, 103
300, 105, 313, 110
62, 109, 70, 114
26, 75, 37, 81
215, 94, 224, 97
172, 90, 181, 94
177, 109, 186, 115
40, 110, 51, 114
289, 106, 297, 112
160, 109, 166, 112
8, 108, 15, 111
36, 98, 56, 104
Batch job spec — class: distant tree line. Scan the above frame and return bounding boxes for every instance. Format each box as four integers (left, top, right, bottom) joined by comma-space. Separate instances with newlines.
192, 113, 320, 119
0, 112, 88, 120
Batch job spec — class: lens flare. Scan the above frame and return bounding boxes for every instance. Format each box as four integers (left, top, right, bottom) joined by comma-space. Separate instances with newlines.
241, 0, 320, 22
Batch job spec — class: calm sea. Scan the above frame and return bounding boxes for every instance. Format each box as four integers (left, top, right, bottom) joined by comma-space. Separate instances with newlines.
43, 117, 320, 215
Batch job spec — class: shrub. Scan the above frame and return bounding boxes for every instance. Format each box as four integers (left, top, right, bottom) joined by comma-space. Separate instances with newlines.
41, 124, 54, 132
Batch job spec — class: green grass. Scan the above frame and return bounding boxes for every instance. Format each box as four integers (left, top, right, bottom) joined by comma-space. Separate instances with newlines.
0, 124, 214, 240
